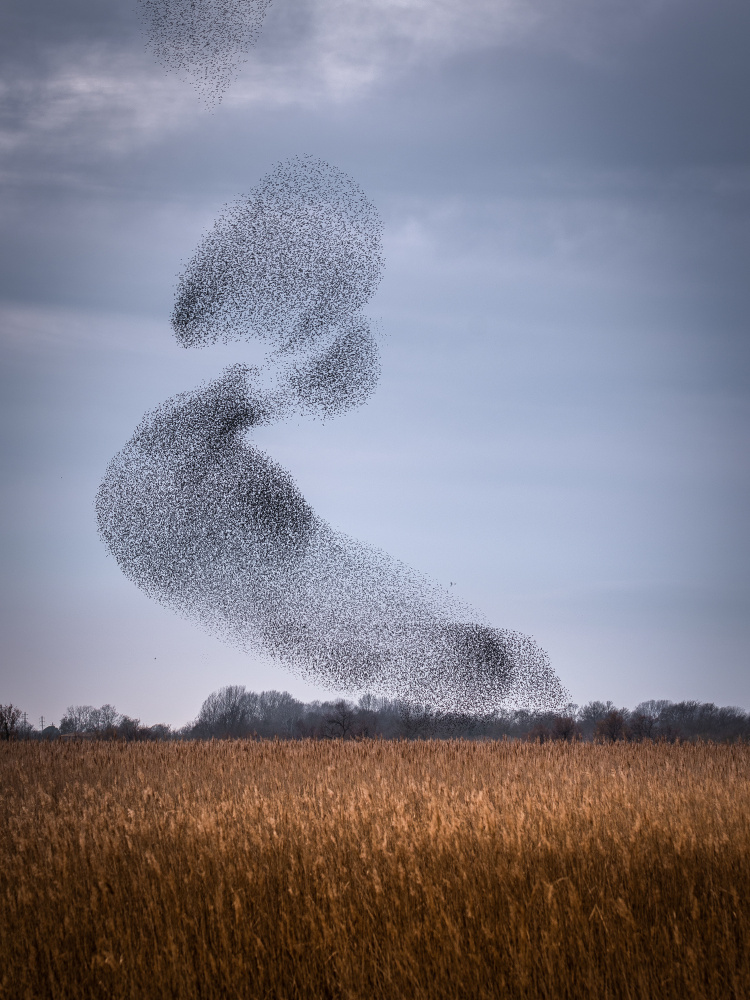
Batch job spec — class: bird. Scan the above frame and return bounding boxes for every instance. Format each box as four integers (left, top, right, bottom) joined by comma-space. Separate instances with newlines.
96, 158, 568, 715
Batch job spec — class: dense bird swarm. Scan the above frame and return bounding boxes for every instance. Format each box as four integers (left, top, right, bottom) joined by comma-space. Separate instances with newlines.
137, 0, 273, 105
172, 157, 385, 357
96, 157, 567, 713
3, 741, 749, 999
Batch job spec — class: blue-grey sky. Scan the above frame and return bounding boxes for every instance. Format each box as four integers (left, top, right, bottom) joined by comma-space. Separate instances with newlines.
1, 0, 748, 726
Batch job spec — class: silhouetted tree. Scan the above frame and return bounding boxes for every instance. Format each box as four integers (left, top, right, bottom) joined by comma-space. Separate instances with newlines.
595, 710, 628, 742
0, 704, 22, 740
357, 693, 384, 737
712, 705, 749, 742
578, 701, 616, 740
325, 700, 357, 740
258, 690, 302, 738
59, 704, 122, 736
45, 687, 748, 744
627, 713, 656, 741
195, 685, 257, 738
552, 716, 580, 742
117, 716, 142, 741
397, 701, 435, 740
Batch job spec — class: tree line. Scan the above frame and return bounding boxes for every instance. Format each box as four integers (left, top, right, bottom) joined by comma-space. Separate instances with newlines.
2, 689, 750, 743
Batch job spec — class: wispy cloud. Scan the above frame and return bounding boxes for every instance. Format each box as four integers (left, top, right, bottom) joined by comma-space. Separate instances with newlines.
0, 0, 684, 163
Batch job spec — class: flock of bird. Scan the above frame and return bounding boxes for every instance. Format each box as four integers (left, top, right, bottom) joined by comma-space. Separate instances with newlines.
96, 14, 569, 713
137, 0, 273, 105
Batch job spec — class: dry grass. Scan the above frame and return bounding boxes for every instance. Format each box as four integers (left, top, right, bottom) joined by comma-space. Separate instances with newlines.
2, 739, 749, 999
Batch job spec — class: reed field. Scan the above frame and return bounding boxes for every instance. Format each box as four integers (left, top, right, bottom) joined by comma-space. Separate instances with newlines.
2, 740, 749, 999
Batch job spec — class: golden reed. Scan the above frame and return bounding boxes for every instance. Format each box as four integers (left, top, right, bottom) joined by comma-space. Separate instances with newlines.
2, 740, 748, 998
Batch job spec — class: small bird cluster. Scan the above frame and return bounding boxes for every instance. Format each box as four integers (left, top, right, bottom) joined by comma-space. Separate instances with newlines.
137, 0, 273, 105
97, 158, 568, 713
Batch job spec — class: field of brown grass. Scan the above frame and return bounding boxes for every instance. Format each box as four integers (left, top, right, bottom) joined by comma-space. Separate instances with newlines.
2, 739, 748, 999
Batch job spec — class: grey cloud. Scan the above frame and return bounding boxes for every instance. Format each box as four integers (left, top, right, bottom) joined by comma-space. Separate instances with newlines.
5, 0, 748, 161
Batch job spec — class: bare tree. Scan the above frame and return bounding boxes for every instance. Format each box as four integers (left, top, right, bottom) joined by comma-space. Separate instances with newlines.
0, 705, 22, 740
627, 713, 656, 741
552, 716, 580, 742
595, 710, 628, 742
59, 704, 122, 736
258, 690, 302, 738
325, 700, 357, 740
59, 706, 91, 734
396, 701, 435, 740
95, 704, 120, 732
357, 692, 386, 737
578, 701, 616, 740
117, 716, 142, 741
196, 685, 259, 738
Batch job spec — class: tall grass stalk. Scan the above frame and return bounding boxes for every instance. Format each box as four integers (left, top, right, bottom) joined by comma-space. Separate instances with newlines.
2, 740, 748, 998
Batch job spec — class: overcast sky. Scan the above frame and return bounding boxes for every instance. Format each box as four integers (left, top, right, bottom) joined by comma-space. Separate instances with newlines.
1, 0, 748, 727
